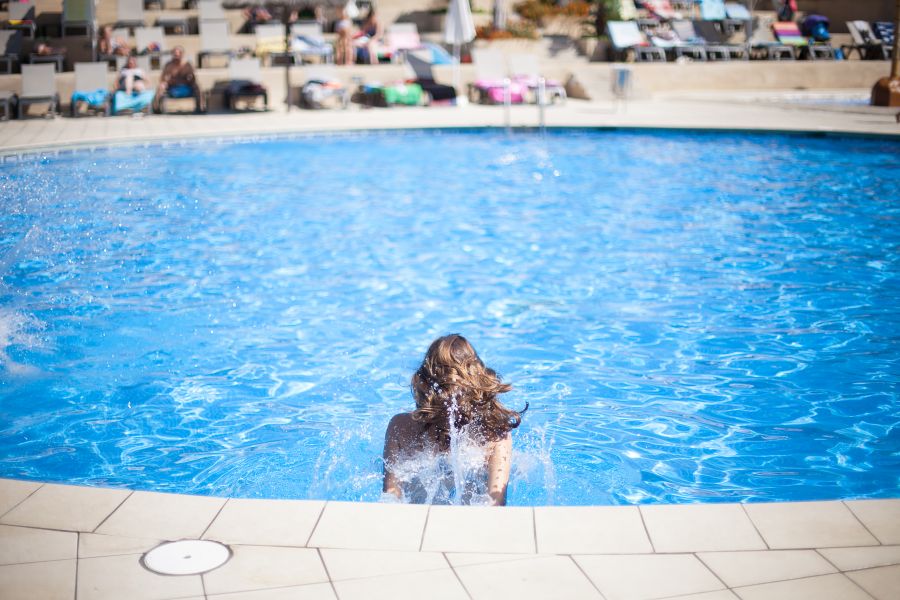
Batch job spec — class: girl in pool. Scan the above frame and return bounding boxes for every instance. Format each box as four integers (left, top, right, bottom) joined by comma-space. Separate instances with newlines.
383, 334, 525, 506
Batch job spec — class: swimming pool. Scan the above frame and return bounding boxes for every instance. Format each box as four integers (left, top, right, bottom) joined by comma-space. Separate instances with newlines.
1, 129, 898, 505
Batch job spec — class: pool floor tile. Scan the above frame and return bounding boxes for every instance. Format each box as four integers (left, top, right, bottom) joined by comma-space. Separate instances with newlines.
202, 545, 329, 596
732, 573, 872, 600
534, 506, 653, 554
78, 532, 163, 559
0, 559, 76, 600
573, 554, 725, 600
697, 550, 836, 588
421, 506, 535, 554
320, 548, 448, 581
307, 502, 428, 551
77, 553, 203, 600
0, 483, 130, 532
640, 504, 766, 552
455, 555, 602, 600
206, 583, 337, 599
743, 501, 880, 549
845, 500, 900, 545
818, 545, 900, 571
0, 525, 77, 566
845, 564, 900, 600
202, 498, 325, 547
0, 479, 41, 517
333, 568, 468, 600
95, 490, 226, 540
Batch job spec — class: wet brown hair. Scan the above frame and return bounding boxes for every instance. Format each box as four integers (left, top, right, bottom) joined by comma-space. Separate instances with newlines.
411, 334, 523, 446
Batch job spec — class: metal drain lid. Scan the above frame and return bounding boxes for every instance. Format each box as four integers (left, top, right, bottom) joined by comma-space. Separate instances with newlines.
143, 540, 231, 575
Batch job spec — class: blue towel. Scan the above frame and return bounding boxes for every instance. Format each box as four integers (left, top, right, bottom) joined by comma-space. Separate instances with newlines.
71, 88, 109, 107
113, 90, 155, 114
168, 84, 193, 99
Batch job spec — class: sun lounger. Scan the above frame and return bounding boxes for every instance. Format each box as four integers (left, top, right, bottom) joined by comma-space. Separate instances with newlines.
116, 0, 145, 32
406, 51, 458, 104
299, 66, 349, 109
197, 0, 226, 22
18, 63, 58, 118
71, 61, 111, 116
5, 1, 36, 38
114, 53, 150, 71
607, 20, 667, 62
873, 21, 895, 57
0, 90, 17, 120
651, 22, 707, 61
384, 23, 422, 63
198, 20, 232, 67
61, 0, 95, 37
747, 16, 795, 60
670, 20, 731, 60
772, 21, 835, 60
643, 0, 679, 21
843, 21, 889, 60
135, 26, 169, 68
723, 2, 750, 21
0, 30, 22, 74
224, 57, 267, 110
693, 20, 748, 60
468, 48, 525, 104
254, 23, 289, 66
290, 21, 333, 64
699, 0, 726, 21
507, 53, 566, 104
112, 54, 153, 114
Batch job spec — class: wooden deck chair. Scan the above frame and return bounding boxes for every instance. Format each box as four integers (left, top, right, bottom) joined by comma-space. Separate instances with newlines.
61, 0, 95, 37
18, 63, 58, 118
198, 20, 232, 67
0, 30, 22, 74
71, 62, 111, 116
224, 57, 267, 110
135, 26, 168, 68
116, 0, 145, 32
6, 1, 36, 38
290, 21, 333, 64
607, 20, 667, 62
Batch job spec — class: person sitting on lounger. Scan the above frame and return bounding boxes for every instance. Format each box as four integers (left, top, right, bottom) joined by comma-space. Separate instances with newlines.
154, 46, 204, 112
383, 334, 526, 506
118, 56, 146, 95
354, 8, 382, 65
99, 25, 130, 57
334, 7, 355, 65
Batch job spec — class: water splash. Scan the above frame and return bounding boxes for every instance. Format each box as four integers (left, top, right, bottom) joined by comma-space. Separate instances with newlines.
0, 309, 45, 376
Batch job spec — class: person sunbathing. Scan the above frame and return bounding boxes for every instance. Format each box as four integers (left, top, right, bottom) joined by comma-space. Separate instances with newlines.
118, 56, 145, 95
154, 46, 204, 113
383, 334, 525, 506
99, 25, 130, 57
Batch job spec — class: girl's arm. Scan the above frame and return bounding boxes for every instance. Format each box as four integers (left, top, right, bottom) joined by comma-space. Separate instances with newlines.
382, 415, 404, 500
487, 433, 512, 506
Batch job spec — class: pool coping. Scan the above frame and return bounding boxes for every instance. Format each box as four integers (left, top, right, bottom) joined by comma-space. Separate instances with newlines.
1, 477, 898, 599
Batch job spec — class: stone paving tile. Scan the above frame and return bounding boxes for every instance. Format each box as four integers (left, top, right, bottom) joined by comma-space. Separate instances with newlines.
0, 479, 41, 516
203, 498, 325, 547
660, 592, 740, 600
78, 552, 203, 600
0, 483, 130, 532
320, 548, 447, 581
96, 490, 226, 540
0, 524, 77, 565
202, 545, 329, 596
818, 545, 900, 571
78, 532, 162, 558
743, 501, 879, 549
445, 552, 548, 568
421, 506, 535, 554
455, 555, 602, 600
697, 550, 836, 588
535, 505, 653, 554
207, 584, 337, 599
333, 568, 468, 600
641, 504, 766, 552
733, 573, 872, 600
307, 502, 428, 551
845, 564, 900, 600
0, 559, 76, 600
845, 500, 900, 545
574, 554, 725, 600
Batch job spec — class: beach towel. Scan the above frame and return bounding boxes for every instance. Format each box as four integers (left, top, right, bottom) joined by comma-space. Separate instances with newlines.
113, 90, 155, 113
71, 88, 109, 107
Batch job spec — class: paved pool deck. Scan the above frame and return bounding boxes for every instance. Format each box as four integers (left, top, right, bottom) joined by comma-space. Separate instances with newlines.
1, 478, 899, 600
1, 92, 899, 599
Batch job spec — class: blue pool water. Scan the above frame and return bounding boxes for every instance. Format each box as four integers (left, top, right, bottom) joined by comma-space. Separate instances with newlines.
1, 129, 898, 505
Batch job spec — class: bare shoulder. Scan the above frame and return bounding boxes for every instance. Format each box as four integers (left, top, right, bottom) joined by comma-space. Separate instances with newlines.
385, 412, 421, 440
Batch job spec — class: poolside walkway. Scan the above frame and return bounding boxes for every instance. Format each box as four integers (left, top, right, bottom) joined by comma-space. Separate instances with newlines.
1, 91, 898, 157
1, 478, 899, 600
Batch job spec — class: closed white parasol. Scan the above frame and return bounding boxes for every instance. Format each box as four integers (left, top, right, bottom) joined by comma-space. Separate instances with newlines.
444, 0, 476, 103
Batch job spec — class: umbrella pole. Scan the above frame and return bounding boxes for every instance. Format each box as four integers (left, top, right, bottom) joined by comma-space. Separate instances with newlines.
453, 43, 461, 99
284, 13, 291, 111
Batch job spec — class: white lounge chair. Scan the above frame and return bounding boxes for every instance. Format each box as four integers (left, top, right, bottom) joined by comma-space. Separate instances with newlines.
18, 63, 58, 118
71, 62, 111, 116
135, 26, 168, 68
116, 0, 145, 31
0, 30, 22, 74
6, 1, 36, 38
198, 20, 232, 67
224, 57, 267, 110
607, 21, 667, 62
290, 21, 333, 64
61, 0, 95, 37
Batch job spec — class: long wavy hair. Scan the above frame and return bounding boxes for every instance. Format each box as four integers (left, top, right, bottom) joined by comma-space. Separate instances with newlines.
411, 334, 523, 447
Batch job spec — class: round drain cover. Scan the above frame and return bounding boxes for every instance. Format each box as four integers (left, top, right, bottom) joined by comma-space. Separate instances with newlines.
143, 540, 231, 575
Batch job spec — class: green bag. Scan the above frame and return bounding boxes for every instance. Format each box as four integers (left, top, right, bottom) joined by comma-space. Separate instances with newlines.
382, 83, 423, 106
